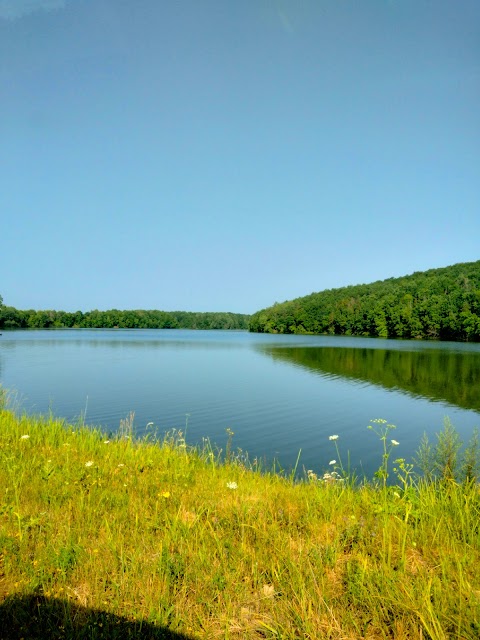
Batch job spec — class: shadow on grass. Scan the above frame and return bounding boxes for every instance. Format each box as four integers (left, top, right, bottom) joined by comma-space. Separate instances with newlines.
0, 593, 197, 640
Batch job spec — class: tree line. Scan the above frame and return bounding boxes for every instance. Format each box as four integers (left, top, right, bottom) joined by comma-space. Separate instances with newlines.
0, 302, 250, 331
249, 260, 480, 341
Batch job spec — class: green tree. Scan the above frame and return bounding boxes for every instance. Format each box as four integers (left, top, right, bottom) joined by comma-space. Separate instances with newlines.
249, 260, 480, 342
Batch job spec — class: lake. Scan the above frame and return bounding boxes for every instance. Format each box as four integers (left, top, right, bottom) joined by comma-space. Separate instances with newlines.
1, 329, 479, 478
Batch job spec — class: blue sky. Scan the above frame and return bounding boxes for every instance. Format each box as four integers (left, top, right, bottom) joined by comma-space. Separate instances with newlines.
1, 0, 479, 314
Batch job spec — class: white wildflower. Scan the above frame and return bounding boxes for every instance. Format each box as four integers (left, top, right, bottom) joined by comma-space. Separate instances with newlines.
20, 434, 30, 440
226, 481, 238, 490
85, 460, 94, 467
262, 584, 275, 598
391, 439, 400, 446
329, 435, 339, 441
329, 460, 336, 465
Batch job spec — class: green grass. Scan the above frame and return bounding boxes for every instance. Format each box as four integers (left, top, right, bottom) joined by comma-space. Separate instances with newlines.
0, 407, 479, 639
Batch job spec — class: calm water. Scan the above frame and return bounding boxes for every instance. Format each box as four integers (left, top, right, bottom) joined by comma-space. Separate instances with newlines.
1, 329, 479, 477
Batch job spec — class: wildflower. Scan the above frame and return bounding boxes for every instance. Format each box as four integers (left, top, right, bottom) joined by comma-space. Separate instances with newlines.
323, 470, 343, 483
329, 435, 339, 441
226, 481, 238, 490
20, 434, 30, 440
161, 491, 170, 498
85, 461, 94, 467
262, 584, 275, 598
103, 440, 110, 444
391, 439, 400, 446
329, 460, 336, 465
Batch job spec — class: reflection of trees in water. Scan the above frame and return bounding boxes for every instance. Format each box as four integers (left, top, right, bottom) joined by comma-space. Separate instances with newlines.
257, 345, 480, 412
0, 593, 195, 640
2, 338, 241, 352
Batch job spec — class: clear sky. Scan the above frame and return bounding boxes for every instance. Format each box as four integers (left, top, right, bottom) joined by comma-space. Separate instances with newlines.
1, 0, 479, 314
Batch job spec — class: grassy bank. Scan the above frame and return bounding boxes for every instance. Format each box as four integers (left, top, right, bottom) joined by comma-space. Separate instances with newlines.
0, 408, 479, 639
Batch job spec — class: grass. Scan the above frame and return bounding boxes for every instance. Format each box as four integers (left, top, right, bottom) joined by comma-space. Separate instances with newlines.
0, 405, 479, 639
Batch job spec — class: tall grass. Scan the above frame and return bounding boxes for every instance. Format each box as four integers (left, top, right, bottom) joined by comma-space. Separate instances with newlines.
0, 406, 479, 639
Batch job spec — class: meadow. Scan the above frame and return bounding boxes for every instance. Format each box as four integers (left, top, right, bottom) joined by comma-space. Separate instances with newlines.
0, 394, 479, 639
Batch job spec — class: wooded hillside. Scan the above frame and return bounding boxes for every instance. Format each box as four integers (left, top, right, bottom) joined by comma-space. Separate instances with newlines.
249, 261, 480, 340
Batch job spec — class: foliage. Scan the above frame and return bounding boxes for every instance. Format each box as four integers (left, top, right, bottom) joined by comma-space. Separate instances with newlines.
249, 260, 480, 341
0, 306, 250, 331
1, 407, 479, 638
414, 418, 480, 484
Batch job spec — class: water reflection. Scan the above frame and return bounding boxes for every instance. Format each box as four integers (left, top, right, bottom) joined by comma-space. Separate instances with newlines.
256, 345, 480, 412
0, 329, 248, 351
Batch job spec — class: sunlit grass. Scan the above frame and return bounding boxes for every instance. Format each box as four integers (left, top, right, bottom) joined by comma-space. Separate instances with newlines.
0, 405, 479, 639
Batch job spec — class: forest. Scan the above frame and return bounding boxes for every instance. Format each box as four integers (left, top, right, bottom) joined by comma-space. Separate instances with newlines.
2, 260, 480, 338
0, 300, 250, 331
249, 260, 480, 341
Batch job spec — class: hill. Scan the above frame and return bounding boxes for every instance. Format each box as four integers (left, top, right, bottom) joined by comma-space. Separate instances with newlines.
249, 261, 480, 340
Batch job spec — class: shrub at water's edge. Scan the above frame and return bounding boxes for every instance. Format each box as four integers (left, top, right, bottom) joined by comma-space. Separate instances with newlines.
249, 260, 480, 340
1, 407, 479, 638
